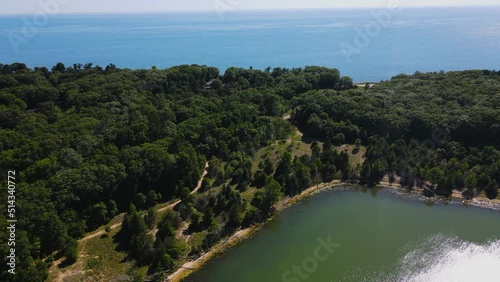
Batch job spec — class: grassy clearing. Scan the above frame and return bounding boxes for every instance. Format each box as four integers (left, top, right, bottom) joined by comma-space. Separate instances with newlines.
79, 228, 140, 282
252, 132, 365, 177
188, 232, 207, 256
337, 144, 366, 168
50, 227, 145, 282
49, 124, 368, 282
251, 130, 316, 173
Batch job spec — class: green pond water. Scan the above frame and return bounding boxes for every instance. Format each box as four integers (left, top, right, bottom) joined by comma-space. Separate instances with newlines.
184, 187, 500, 282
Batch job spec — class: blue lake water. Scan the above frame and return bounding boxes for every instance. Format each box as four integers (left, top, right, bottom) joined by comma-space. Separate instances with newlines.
1, 7, 500, 81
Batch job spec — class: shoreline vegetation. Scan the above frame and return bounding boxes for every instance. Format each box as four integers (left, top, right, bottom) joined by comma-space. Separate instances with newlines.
1, 63, 499, 282
168, 180, 340, 282
171, 179, 500, 282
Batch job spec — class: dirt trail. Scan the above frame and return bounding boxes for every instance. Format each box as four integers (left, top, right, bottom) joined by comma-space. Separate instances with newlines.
78, 222, 121, 243
49, 162, 209, 282
157, 162, 209, 213
281, 114, 303, 143
166, 179, 341, 282
79, 162, 208, 242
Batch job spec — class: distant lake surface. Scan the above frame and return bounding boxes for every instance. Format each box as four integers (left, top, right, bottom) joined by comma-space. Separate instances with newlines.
1, 7, 500, 81
185, 188, 500, 282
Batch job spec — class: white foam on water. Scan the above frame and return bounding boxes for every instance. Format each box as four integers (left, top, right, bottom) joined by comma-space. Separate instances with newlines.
392, 234, 500, 282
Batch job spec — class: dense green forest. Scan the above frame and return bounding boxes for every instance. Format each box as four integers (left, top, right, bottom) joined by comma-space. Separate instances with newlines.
292, 70, 500, 196
0, 63, 499, 281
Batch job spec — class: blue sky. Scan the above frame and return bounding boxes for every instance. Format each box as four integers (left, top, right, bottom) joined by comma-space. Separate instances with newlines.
0, 0, 499, 14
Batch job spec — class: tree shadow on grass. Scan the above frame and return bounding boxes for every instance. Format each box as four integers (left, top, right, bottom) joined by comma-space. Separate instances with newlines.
300, 134, 317, 144
112, 229, 133, 263
58, 258, 75, 269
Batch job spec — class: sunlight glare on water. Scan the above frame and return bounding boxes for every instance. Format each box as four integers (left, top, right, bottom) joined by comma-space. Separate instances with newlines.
388, 234, 500, 282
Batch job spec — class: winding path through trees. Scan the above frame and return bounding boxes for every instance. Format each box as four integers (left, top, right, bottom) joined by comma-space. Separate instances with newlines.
80, 161, 209, 242
50, 161, 209, 282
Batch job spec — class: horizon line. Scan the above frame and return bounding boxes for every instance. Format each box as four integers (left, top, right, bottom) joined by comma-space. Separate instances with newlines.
0, 4, 499, 16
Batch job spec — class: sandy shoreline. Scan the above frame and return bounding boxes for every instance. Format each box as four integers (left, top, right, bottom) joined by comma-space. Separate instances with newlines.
379, 181, 500, 210
167, 181, 500, 281
166, 180, 341, 281
166, 226, 257, 282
